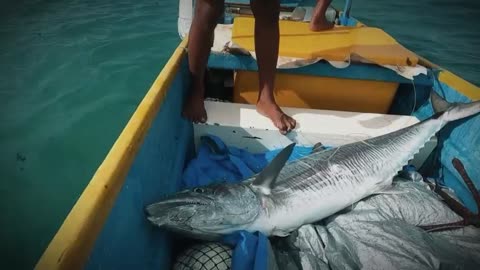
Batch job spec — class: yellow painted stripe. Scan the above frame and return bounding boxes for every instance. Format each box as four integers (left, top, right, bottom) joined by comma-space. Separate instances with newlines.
400, 39, 479, 100
35, 38, 188, 270
438, 70, 480, 101
415, 53, 479, 100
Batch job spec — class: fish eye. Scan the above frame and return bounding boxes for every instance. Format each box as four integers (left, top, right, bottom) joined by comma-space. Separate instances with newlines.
193, 188, 205, 193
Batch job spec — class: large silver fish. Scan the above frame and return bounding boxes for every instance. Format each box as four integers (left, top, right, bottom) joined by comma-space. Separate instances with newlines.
146, 92, 480, 240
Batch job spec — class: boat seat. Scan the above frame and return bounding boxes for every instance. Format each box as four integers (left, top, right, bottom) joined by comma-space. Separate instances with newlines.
232, 16, 419, 67
207, 17, 432, 113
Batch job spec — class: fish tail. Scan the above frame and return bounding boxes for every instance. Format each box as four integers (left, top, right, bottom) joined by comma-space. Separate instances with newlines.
431, 91, 480, 122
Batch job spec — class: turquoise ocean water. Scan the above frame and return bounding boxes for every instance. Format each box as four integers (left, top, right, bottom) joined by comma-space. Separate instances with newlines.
0, 0, 478, 268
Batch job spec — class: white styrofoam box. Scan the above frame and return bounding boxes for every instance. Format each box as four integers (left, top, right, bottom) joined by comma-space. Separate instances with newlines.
193, 100, 436, 168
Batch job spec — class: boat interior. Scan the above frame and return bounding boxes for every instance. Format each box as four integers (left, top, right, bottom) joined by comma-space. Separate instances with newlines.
171, 0, 480, 267
164, 0, 479, 267
36, 1, 480, 269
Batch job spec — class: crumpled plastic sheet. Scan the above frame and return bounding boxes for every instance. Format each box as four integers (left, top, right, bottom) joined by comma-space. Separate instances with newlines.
271, 177, 480, 270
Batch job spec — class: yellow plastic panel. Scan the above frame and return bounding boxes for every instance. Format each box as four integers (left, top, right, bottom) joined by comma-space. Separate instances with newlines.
234, 71, 399, 114
232, 17, 419, 67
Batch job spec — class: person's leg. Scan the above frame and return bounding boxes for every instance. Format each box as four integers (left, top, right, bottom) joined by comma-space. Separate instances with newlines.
250, 0, 296, 134
309, 0, 334, 31
183, 0, 224, 123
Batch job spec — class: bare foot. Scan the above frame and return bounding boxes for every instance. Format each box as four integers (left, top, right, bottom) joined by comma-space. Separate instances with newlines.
182, 91, 207, 124
257, 100, 296, 135
309, 17, 334, 31
309, 0, 334, 32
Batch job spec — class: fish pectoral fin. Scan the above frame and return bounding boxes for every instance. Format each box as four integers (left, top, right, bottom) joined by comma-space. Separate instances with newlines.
253, 143, 295, 195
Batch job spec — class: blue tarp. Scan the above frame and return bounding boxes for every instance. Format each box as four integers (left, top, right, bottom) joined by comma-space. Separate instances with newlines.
413, 72, 480, 214
181, 134, 324, 270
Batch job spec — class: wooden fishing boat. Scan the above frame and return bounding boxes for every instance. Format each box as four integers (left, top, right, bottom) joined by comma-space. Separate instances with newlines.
35, 0, 479, 269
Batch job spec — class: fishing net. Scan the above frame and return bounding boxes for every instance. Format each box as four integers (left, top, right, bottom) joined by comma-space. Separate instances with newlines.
172, 242, 233, 270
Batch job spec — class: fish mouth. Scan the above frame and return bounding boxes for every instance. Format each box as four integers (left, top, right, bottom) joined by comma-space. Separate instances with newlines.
145, 194, 212, 218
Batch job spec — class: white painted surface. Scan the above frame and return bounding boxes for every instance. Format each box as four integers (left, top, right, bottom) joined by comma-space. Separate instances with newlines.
193, 100, 436, 168
178, 0, 193, 39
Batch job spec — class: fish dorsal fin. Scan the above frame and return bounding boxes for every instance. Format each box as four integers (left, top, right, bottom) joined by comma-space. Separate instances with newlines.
431, 90, 453, 113
311, 142, 327, 154
253, 143, 295, 195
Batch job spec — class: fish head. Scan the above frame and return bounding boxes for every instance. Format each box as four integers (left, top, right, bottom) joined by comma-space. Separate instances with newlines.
145, 182, 260, 240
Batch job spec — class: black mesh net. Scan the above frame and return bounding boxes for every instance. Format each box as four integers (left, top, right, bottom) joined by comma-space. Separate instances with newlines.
173, 242, 233, 270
